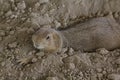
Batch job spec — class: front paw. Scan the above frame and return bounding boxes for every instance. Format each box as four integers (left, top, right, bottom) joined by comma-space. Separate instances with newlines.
17, 57, 32, 66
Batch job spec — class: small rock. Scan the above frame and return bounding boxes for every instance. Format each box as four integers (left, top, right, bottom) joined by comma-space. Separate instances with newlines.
21, 17, 26, 21
62, 57, 73, 63
54, 20, 61, 29
46, 77, 59, 80
17, 1, 26, 12
115, 58, 120, 65
5, 10, 12, 17
32, 76, 37, 80
28, 8, 32, 12
39, 0, 49, 4
35, 2, 40, 9
8, 42, 17, 48
0, 31, 5, 36
14, 7, 18, 11
62, 55, 80, 64
79, 71, 84, 77
59, 48, 68, 54
9, 30, 14, 35
96, 68, 102, 73
27, 28, 34, 34
97, 73, 103, 79
32, 57, 37, 63
108, 74, 120, 80
6, 26, 11, 30
15, 48, 19, 54
36, 51, 45, 57
65, 62, 75, 70
90, 75, 97, 80
6, 19, 11, 23
1, 61, 5, 66
10, 15, 17, 19
96, 48, 109, 55
67, 48, 74, 56
102, 70, 107, 75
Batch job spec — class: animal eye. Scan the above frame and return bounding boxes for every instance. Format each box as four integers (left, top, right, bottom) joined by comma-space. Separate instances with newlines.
46, 36, 50, 40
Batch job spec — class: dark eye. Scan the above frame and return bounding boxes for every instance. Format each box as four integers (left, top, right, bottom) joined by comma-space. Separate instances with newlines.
46, 36, 50, 40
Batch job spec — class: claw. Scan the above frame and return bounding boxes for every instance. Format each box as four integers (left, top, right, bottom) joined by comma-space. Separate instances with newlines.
17, 56, 33, 66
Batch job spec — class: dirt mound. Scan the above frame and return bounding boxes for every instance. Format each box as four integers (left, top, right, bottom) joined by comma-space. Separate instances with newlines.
0, 0, 120, 80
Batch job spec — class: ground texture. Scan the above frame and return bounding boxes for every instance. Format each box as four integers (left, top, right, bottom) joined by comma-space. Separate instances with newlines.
0, 0, 120, 80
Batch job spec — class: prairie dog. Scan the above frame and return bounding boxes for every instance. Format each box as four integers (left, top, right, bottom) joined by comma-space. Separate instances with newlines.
32, 27, 63, 53
32, 15, 120, 52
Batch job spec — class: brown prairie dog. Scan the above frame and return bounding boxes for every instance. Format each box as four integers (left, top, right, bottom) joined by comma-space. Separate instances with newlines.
32, 15, 120, 53
32, 27, 63, 53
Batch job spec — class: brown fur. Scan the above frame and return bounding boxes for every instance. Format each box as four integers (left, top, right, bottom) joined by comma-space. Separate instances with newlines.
32, 28, 63, 53
32, 15, 120, 53
61, 15, 120, 51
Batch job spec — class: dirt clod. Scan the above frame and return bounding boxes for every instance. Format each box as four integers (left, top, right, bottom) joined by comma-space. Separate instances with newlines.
65, 62, 75, 70
0, 0, 120, 80
46, 77, 59, 80
108, 74, 120, 80
8, 42, 17, 48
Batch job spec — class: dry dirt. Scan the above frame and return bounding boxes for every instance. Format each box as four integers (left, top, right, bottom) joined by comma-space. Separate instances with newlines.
0, 0, 120, 80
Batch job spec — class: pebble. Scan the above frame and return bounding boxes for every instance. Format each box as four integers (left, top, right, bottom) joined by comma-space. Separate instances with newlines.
62, 55, 80, 64
54, 20, 61, 29
96, 68, 102, 73
0, 31, 5, 36
79, 71, 84, 77
96, 48, 109, 55
35, 2, 40, 9
8, 42, 17, 48
17, 1, 26, 10
5, 10, 12, 17
27, 28, 34, 34
14, 48, 19, 54
9, 30, 14, 35
46, 77, 59, 80
32, 57, 38, 63
102, 70, 107, 75
36, 51, 45, 59
6, 26, 11, 30
39, 0, 49, 4
1, 61, 5, 66
67, 48, 74, 56
97, 73, 103, 79
10, 15, 17, 19
62, 57, 73, 63
90, 75, 97, 80
115, 58, 120, 65
65, 62, 75, 70
108, 74, 120, 80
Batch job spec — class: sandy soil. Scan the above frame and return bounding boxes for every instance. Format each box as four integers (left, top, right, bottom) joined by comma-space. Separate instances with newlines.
0, 0, 120, 80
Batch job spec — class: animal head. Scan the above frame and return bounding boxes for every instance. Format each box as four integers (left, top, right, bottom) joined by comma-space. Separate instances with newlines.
32, 28, 62, 53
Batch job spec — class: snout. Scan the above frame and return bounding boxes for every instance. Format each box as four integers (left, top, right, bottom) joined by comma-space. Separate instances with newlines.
34, 43, 45, 50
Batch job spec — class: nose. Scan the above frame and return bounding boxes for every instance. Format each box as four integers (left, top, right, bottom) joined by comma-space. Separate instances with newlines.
34, 43, 44, 49
34, 43, 39, 48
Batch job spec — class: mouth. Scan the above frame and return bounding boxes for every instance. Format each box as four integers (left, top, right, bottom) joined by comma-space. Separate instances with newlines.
34, 44, 45, 50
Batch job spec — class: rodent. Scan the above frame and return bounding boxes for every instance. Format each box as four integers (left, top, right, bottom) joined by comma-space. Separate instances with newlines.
32, 15, 120, 53
32, 27, 63, 53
